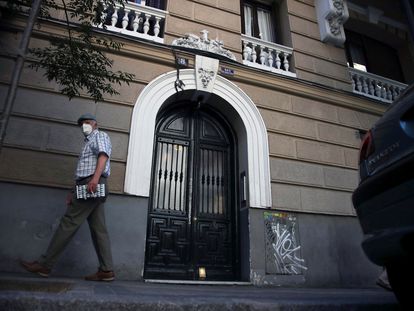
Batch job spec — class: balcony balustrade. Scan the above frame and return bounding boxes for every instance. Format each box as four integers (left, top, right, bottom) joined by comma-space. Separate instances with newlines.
100, 1, 167, 43
349, 68, 407, 103
241, 34, 296, 77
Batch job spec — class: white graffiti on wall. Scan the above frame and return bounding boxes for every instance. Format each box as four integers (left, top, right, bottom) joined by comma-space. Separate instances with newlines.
265, 212, 307, 275
272, 222, 307, 274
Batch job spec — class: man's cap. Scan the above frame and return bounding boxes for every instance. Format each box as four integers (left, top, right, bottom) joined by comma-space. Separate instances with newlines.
77, 113, 97, 125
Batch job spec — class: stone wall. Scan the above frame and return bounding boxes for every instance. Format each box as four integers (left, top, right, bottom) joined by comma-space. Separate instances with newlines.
287, 0, 352, 91
0, 182, 148, 280
248, 208, 380, 286
164, 0, 242, 59
0, 24, 175, 193
235, 80, 379, 216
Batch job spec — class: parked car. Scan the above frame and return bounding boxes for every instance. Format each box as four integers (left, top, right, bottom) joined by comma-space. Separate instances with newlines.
352, 83, 414, 307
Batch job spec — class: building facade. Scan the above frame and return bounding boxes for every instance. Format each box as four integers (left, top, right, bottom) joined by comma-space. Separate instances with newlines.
0, 0, 413, 286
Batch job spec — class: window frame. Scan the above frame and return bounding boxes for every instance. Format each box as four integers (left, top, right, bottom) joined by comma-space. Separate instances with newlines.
241, 0, 278, 43
345, 30, 405, 82
344, 31, 369, 71
134, 0, 165, 10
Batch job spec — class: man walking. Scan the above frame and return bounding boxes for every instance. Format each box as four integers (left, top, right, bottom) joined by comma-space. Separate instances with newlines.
21, 113, 115, 282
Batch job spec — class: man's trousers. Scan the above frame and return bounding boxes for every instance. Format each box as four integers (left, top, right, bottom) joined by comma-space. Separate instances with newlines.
38, 193, 113, 272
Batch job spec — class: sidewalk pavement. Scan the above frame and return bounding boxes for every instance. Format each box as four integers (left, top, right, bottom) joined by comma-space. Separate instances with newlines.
0, 272, 400, 310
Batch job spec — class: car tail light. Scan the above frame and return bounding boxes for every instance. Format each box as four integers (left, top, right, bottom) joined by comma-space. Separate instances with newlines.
359, 130, 375, 163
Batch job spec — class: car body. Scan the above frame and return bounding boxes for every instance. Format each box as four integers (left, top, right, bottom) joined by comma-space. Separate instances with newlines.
352, 84, 414, 307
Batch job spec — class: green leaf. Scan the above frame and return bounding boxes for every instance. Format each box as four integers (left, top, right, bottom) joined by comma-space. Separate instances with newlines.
10, 0, 135, 102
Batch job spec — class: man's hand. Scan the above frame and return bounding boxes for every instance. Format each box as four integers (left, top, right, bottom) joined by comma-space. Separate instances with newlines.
87, 176, 99, 193
87, 153, 108, 193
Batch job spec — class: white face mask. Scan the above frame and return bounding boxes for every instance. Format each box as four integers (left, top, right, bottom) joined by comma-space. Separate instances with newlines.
82, 123, 93, 136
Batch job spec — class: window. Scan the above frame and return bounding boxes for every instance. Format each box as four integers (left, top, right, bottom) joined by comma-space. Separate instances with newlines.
243, 0, 277, 43
345, 30, 405, 82
146, 0, 165, 9
134, 0, 165, 10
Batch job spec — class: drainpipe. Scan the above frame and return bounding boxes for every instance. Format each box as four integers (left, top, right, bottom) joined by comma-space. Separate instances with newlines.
0, 0, 42, 154
401, 0, 414, 42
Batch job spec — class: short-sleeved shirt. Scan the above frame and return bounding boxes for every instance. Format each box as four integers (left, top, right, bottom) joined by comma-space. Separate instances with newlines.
75, 129, 112, 180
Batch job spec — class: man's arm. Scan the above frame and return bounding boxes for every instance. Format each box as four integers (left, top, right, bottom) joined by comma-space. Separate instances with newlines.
87, 152, 109, 193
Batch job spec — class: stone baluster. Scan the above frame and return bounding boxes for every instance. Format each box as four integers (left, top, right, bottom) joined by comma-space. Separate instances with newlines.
351, 74, 356, 91
362, 77, 369, 94
386, 85, 393, 100
259, 46, 265, 65
242, 41, 249, 61
268, 49, 274, 69
368, 78, 374, 95
275, 51, 281, 69
382, 84, 388, 99
390, 87, 396, 100
132, 13, 141, 33
381, 83, 387, 99
122, 9, 130, 29
356, 76, 363, 92
374, 82, 381, 97
377, 82, 383, 99
154, 16, 161, 37
378, 83, 384, 99
143, 14, 151, 35
392, 87, 399, 100
111, 7, 119, 27
251, 44, 257, 63
283, 54, 289, 71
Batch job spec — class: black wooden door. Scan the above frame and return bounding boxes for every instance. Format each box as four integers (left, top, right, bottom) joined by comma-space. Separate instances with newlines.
144, 105, 237, 281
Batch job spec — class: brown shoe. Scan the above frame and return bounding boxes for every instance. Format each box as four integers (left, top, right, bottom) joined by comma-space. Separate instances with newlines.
84, 269, 115, 282
20, 261, 50, 277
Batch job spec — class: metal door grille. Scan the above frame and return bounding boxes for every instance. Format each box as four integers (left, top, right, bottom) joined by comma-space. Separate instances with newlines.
198, 147, 226, 216
152, 138, 189, 213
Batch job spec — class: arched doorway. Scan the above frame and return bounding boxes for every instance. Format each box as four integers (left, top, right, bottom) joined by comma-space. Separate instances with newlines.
144, 102, 239, 281
124, 69, 271, 210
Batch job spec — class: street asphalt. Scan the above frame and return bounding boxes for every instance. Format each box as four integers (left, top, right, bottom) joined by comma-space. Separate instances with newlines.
0, 272, 401, 310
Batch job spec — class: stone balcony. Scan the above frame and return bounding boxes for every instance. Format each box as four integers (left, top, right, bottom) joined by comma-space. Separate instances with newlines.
349, 68, 407, 103
100, 1, 167, 43
241, 34, 296, 78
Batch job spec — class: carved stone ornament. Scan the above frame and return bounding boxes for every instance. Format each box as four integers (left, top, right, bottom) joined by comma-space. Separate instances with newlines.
195, 55, 219, 93
198, 68, 215, 88
315, 0, 349, 46
328, 0, 346, 35
172, 30, 236, 61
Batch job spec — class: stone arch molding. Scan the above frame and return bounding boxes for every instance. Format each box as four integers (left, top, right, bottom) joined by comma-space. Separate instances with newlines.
124, 69, 272, 208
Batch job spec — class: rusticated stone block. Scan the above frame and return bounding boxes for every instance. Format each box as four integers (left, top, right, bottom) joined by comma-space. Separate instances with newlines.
323, 167, 359, 191
292, 97, 338, 122
270, 158, 324, 187
317, 123, 360, 147
261, 110, 317, 138
296, 140, 345, 165
268, 133, 296, 157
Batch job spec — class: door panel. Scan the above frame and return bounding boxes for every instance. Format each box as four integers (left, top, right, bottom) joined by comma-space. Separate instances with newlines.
144, 106, 237, 281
